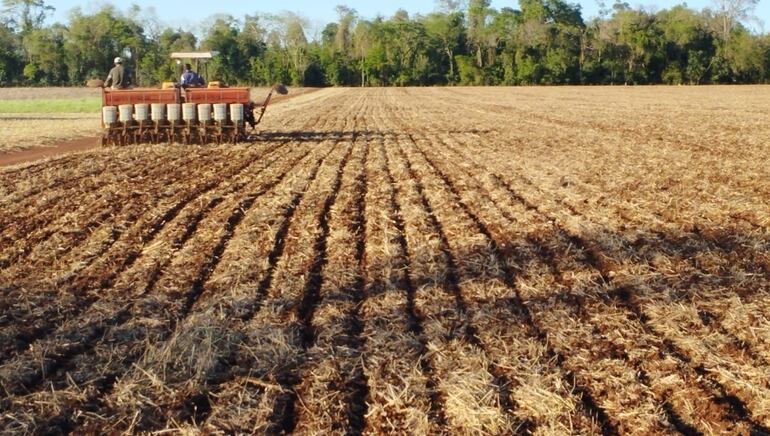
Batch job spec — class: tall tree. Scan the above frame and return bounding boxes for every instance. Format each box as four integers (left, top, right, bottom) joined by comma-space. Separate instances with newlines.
334, 5, 357, 52
2, 0, 53, 34
319, 6, 357, 85
424, 10, 465, 81
4, 1, 770, 86
467, 0, 491, 67
283, 13, 310, 85
239, 14, 268, 84
201, 15, 245, 84
21, 25, 66, 84
4, 0, 55, 79
149, 28, 197, 84
436, 0, 466, 13
352, 19, 373, 85
0, 22, 22, 85
657, 6, 715, 84
64, 6, 139, 84
713, 0, 758, 41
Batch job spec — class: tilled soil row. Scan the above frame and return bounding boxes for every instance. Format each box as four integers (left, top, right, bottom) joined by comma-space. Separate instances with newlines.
443, 127, 770, 369
0, 152, 94, 191
0, 141, 328, 433
408, 86, 770, 226
381, 125, 566, 433
390, 137, 525, 433
98, 142, 340, 433
428, 129, 770, 432
355, 135, 438, 434
376, 93, 704, 430
514, 169, 770, 388
291, 134, 371, 434
0, 149, 198, 267
441, 127, 770, 429
409, 131, 728, 433
192, 93, 369, 434
189, 141, 354, 434
397, 134, 612, 434
0, 93, 359, 430
378, 97, 606, 433
0, 141, 315, 389
2, 87, 770, 433
446, 127, 770, 345
464, 127, 770, 283
0, 98, 346, 356
0, 142, 292, 361
79, 92, 368, 433
0, 152, 115, 216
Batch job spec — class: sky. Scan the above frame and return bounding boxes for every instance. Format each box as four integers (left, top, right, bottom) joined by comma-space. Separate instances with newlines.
46, 0, 770, 33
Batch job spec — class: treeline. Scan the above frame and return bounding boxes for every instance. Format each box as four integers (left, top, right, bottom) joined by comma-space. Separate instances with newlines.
0, 0, 767, 87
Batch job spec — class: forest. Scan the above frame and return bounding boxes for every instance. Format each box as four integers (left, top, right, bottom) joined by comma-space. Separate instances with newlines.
0, 0, 767, 87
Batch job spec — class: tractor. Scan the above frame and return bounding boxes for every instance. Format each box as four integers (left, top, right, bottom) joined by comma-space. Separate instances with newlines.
100, 51, 287, 146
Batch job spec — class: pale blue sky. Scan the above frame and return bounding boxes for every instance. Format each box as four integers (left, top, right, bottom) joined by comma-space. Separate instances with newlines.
46, 0, 769, 33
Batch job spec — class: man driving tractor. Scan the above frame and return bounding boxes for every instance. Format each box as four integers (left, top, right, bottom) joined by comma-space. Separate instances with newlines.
180, 63, 205, 88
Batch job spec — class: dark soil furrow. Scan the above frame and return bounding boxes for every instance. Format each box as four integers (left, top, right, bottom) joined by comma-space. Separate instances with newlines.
486, 155, 769, 370
491, 176, 770, 429
0, 145, 312, 401
141, 143, 286, 244
379, 139, 447, 430
0, 143, 292, 361
392, 138, 518, 418
178, 141, 345, 434
297, 141, 356, 346
291, 136, 372, 434
397, 133, 606, 434
439, 139, 768, 432
2, 87, 769, 434
376, 100, 593, 431
77, 141, 338, 434
429, 132, 765, 433
387, 103, 679, 430
0, 151, 196, 261
0, 144, 326, 434
0, 152, 86, 178
612, 285, 770, 433
0, 159, 111, 209
458, 127, 770, 281
0, 155, 121, 214
267, 141, 355, 434
1, 169, 196, 279
343, 139, 370, 435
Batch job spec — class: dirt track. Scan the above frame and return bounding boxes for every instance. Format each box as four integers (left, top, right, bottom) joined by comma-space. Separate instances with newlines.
0, 136, 99, 167
1, 87, 769, 434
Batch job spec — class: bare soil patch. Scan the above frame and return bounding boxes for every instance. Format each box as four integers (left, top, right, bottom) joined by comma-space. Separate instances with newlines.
0, 136, 99, 167
0, 87, 101, 100
0, 113, 101, 154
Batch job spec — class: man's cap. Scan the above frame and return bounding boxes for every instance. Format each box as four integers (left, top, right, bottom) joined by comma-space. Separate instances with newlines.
114, 57, 123, 64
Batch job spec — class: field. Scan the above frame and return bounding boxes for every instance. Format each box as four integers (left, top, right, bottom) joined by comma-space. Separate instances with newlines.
0, 88, 99, 153
1, 86, 769, 434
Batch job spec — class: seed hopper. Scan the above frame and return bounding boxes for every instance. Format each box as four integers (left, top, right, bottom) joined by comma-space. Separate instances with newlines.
100, 51, 288, 146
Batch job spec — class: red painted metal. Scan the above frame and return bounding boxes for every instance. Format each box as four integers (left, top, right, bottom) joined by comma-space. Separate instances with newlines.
184, 88, 250, 104
102, 88, 180, 106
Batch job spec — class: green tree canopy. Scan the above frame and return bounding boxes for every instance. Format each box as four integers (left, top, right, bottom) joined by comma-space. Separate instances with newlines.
2, 0, 770, 87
